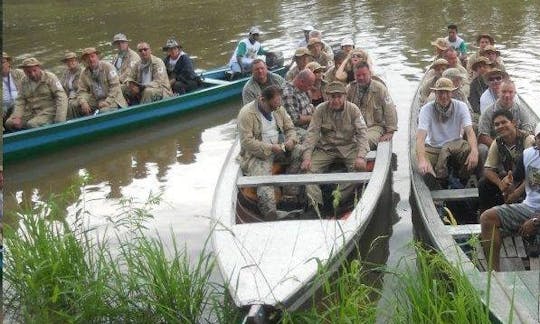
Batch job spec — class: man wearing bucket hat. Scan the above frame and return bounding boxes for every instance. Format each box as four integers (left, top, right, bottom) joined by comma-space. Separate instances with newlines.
77, 47, 127, 116
468, 56, 493, 118
347, 61, 397, 150
301, 81, 369, 207
425, 67, 469, 105
307, 37, 332, 70
416, 77, 479, 189
481, 122, 540, 271
431, 37, 451, 61
480, 45, 505, 72
479, 68, 509, 114
305, 61, 327, 106
111, 33, 140, 84
59, 51, 83, 119
124, 42, 172, 105
285, 47, 313, 82
2, 52, 25, 124
419, 58, 449, 105
5, 57, 67, 131
307, 29, 334, 62
228, 26, 267, 75
242, 58, 285, 105
162, 38, 202, 95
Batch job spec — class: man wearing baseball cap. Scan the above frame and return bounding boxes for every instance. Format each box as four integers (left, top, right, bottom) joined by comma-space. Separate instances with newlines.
481, 122, 540, 271
301, 81, 369, 208
111, 33, 140, 84
5, 57, 68, 131
228, 26, 267, 75
162, 38, 202, 95
416, 77, 478, 189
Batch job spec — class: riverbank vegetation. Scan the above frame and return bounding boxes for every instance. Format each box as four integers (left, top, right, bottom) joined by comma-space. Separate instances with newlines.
3, 193, 499, 323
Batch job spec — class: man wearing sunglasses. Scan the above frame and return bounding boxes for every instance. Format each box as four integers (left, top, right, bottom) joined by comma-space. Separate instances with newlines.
123, 42, 172, 105
479, 69, 507, 114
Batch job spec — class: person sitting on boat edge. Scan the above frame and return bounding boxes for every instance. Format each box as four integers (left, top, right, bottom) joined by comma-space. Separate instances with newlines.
123, 42, 172, 105
111, 33, 140, 84
478, 79, 533, 168
5, 57, 68, 131
480, 122, 540, 271
346, 61, 397, 150
301, 81, 369, 209
2, 52, 25, 127
285, 47, 313, 82
478, 109, 534, 213
60, 51, 83, 120
162, 38, 202, 95
282, 69, 316, 142
237, 85, 303, 221
242, 59, 285, 105
77, 47, 127, 117
228, 27, 267, 76
416, 78, 478, 190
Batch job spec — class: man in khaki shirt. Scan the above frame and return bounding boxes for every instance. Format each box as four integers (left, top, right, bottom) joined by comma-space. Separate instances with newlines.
346, 61, 397, 150
302, 81, 369, 207
5, 57, 67, 130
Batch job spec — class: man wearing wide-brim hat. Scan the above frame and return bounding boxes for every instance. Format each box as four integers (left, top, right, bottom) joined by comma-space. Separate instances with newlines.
431, 37, 451, 59
285, 47, 313, 81
4, 57, 68, 131
161, 38, 202, 95
480, 44, 505, 72
468, 56, 494, 117
77, 47, 127, 116
59, 51, 83, 119
416, 77, 479, 189
466, 33, 497, 74
301, 81, 370, 207
307, 37, 331, 71
2, 52, 25, 124
111, 33, 140, 84
419, 58, 449, 105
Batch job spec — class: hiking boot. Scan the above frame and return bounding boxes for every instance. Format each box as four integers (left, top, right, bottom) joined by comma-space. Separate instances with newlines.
523, 236, 540, 258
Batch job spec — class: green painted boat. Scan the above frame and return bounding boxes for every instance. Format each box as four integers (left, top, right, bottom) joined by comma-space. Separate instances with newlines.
3, 66, 286, 163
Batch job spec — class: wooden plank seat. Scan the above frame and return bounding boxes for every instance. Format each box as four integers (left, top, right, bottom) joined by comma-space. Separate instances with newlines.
202, 77, 231, 85
237, 172, 371, 188
431, 188, 479, 201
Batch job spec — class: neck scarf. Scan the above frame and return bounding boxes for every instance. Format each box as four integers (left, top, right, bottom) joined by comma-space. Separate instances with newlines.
434, 101, 453, 123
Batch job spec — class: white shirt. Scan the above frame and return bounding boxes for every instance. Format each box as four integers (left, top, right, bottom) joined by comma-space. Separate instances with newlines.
522, 147, 540, 209
480, 88, 497, 114
3, 74, 18, 110
259, 111, 279, 145
418, 99, 472, 148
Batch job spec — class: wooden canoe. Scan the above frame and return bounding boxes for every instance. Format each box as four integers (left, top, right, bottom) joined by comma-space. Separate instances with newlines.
3, 66, 286, 163
409, 79, 540, 323
211, 139, 392, 320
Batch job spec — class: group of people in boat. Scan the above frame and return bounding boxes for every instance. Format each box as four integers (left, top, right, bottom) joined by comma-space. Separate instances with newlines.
2, 33, 203, 132
237, 25, 397, 220
414, 25, 540, 271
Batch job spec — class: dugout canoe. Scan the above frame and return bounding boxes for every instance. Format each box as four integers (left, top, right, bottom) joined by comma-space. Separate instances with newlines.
409, 77, 540, 323
211, 139, 392, 321
3, 66, 286, 163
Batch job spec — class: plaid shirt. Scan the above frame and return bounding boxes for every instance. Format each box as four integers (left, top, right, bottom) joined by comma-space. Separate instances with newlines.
282, 82, 314, 129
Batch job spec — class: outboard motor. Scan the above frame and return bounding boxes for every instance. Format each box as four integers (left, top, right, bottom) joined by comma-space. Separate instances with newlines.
266, 51, 284, 70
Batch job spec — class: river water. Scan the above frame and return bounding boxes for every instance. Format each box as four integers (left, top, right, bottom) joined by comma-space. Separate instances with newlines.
3, 0, 540, 300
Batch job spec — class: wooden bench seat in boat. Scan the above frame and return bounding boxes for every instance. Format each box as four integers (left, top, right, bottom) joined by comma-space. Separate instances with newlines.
431, 188, 478, 201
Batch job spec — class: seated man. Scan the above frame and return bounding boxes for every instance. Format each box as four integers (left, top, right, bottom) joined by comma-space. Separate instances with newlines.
467, 33, 495, 76
480, 45, 505, 72
111, 33, 140, 84
242, 59, 285, 105
430, 38, 450, 62
478, 80, 533, 160
480, 122, 540, 271
237, 85, 301, 221
124, 42, 172, 105
282, 69, 316, 141
445, 24, 468, 62
229, 27, 266, 75
340, 38, 355, 56
301, 81, 369, 208
2, 52, 25, 124
324, 50, 347, 83
416, 78, 478, 189
307, 38, 332, 70
478, 109, 534, 213
419, 58, 448, 105
77, 47, 127, 116
346, 62, 397, 149
285, 47, 312, 82
5, 57, 67, 130
60, 51, 83, 119
479, 68, 508, 114
307, 29, 334, 62
162, 38, 202, 95
468, 56, 493, 122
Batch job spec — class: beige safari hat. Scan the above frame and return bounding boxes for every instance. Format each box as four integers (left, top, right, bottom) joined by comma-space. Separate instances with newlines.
307, 37, 323, 48
80, 47, 100, 59
431, 58, 449, 68
442, 68, 466, 80
112, 33, 130, 44
480, 45, 500, 56
294, 47, 312, 57
470, 56, 492, 71
2, 52, 11, 62
61, 51, 78, 62
431, 38, 450, 51
325, 81, 347, 94
430, 77, 457, 91
19, 57, 41, 68
305, 61, 325, 72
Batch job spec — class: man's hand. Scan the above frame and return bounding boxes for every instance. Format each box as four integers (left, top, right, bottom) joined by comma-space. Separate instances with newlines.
284, 139, 295, 151
98, 100, 108, 108
80, 102, 91, 115
128, 83, 140, 95
271, 144, 284, 154
379, 132, 394, 142
518, 218, 538, 237
8, 116, 22, 129
354, 157, 367, 171
465, 149, 478, 171
301, 159, 311, 171
417, 157, 435, 176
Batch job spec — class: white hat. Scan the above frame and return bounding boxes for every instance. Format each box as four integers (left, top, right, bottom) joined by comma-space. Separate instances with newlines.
302, 25, 314, 31
249, 27, 261, 35
535, 123, 540, 137
341, 37, 355, 47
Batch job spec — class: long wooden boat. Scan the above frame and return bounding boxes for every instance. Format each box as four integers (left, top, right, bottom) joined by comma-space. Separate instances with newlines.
211, 139, 392, 320
409, 78, 540, 323
3, 66, 286, 163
